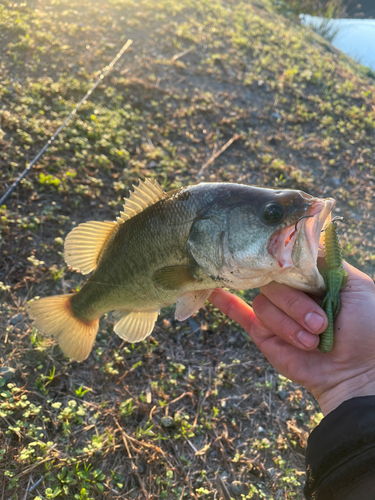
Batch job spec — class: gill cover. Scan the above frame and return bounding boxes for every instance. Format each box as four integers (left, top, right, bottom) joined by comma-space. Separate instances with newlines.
187, 218, 225, 279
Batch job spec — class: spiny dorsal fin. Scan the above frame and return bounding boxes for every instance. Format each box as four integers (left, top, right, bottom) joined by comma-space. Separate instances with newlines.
117, 178, 165, 224
64, 221, 118, 274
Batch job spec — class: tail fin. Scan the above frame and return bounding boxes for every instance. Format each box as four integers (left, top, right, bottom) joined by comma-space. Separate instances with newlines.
27, 294, 99, 362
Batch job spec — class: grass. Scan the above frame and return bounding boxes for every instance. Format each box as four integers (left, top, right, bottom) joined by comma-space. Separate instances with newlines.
0, 0, 374, 498
298, 0, 345, 44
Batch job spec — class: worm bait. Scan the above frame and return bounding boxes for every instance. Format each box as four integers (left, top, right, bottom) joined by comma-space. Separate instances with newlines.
319, 220, 347, 353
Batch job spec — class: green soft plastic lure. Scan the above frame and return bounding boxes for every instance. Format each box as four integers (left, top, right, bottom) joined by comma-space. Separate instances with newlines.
319, 220, 347, 353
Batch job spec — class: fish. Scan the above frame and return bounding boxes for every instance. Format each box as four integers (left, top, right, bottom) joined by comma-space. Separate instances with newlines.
27, 179, 335, 361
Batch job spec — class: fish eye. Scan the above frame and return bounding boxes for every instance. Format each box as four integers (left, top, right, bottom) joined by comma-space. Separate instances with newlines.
263, 203, 284, 223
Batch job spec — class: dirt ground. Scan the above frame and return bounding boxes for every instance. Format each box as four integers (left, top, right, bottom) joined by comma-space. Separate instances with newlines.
0, 0, 374, 498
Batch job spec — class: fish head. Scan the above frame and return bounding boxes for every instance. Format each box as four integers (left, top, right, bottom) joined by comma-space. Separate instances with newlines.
187, 184, 334, 293
222, 186, 335, 293
265, 191, 335, 292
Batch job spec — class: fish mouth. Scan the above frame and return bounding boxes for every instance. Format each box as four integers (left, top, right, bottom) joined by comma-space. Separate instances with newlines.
268, 198, 335, 269
303, 198, 336, 262
268, 224, 298, 269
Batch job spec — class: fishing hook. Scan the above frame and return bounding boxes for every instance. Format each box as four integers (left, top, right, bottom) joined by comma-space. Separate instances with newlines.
321, 216, 347, 232
295, 214, 314, 233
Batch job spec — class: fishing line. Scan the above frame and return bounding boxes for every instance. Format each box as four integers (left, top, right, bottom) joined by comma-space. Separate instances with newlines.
0, 39, 133, 206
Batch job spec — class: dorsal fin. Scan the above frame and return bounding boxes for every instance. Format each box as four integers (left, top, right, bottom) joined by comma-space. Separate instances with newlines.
64, 221, 118, 274
65, 179, 165, 274
117, 178, 165, 224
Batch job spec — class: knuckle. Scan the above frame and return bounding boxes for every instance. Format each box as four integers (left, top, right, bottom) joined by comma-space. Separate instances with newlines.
278, 315, 294, 338
364, 275, 375, 289
252, 294, 268, 314
284, 294, 305, 317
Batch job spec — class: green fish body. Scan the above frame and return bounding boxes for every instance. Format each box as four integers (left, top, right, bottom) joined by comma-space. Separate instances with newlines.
28, 179, 335, 361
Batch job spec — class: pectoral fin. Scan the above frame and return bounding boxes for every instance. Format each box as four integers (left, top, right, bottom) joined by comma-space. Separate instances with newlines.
114, 310, 159, 343
175, 289, 212, 321
152, 265, 202, 290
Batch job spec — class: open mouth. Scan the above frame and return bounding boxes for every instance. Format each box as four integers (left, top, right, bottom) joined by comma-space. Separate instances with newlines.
268, 198, 335, 269
303, 199, 335, 262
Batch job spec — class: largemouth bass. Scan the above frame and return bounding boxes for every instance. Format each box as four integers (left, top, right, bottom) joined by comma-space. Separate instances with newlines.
27, 179, 335, 361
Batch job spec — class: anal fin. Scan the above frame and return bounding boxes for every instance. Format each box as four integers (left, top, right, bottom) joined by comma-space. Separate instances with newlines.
175, 289, 212, 322
114, 310, 159, 343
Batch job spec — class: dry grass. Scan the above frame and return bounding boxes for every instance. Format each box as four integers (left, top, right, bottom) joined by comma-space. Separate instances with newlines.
0, 0, 374, 498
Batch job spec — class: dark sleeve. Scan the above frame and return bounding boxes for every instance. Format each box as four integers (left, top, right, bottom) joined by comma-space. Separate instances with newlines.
304, 396, 375, 500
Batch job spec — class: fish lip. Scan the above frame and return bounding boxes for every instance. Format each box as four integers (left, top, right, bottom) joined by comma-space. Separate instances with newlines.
303, 198, 336, 260
267, 198, 335, 269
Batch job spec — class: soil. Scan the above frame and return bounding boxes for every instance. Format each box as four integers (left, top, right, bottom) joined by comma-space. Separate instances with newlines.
0, 0, 374, 498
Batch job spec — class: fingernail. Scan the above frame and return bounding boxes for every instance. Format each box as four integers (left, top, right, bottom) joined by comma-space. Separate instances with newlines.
305, 312, 324, 332
298, 330, 318, 348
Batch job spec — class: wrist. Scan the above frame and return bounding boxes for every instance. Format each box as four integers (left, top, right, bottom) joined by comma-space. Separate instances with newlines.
315, 369, 375, 416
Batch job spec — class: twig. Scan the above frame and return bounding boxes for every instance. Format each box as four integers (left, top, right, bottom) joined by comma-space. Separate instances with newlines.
23, 476, 32, 500
215, 473, 232, 500
171, 47, 194, 63
29, 476, 44, 493
197, 134, 242, 177
2, 443, 7, 500
118, 427, 132, 460
114, 417, 173, 469
135, 468, 150, 500
192, 391, 208, 431
179, 486, 186, 500
187, 467, 199, 500
187, 439, 198, 454
114, 419, 149, 499
165, 392, 191, 408
17, 444, 58, 477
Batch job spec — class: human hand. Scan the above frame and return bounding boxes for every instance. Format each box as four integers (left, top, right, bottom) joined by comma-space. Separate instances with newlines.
209, 262, 375, 415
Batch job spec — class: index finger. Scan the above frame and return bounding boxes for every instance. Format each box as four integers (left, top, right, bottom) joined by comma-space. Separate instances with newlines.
209, 289, 269, 338
259, 282, 328, 334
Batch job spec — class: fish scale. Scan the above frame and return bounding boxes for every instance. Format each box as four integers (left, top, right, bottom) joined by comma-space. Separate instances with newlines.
28, 179, 335, 361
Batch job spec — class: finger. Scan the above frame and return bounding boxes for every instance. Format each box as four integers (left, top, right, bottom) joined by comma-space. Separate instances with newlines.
209, 290, 325, 387
209, 289, 271, 339
250, 333, 322, 390
259, 282, 327, 334
252, 294, 320, 350
343, 261, 375, 290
